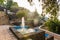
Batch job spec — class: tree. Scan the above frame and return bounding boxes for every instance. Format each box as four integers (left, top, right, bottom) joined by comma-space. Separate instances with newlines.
33, 10, 39, 19
43, 0, 59, 16
6, 0, 13, 10
10, 2, 19, 12
0, 0, 5, 6
28, 0, 32, 5
11, 2, 18, 8
43, 0, 59, 34
45, 17, 60, 34
16, 8, 29, 19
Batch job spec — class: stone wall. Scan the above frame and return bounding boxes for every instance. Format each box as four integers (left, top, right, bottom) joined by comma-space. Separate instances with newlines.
40, 28, 60, 40
0, 11, 9, 25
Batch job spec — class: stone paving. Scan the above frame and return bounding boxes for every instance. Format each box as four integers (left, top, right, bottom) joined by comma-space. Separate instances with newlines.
0, 25, 17, 40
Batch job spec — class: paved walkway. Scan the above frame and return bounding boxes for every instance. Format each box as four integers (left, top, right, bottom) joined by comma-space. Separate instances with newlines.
0, 25, 17, 40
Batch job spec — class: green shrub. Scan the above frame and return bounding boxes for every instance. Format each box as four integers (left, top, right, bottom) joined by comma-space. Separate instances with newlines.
45, 19, 56, 32
45, 17, 60, 34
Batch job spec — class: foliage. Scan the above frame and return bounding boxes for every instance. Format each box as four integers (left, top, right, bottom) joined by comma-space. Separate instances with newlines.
0, 0, 5, 5
43, 0, 59, 16
43, 0, 60, 34
27, 11, 39, 20
33, 11, 39, 18
10, 2, 19, 12
45, 17, 60, 34
16, 9, 29, 19
0, 0, 6, 6
6, 0, 13, 9
11, 2, 18, 9
0, 0, 18, 10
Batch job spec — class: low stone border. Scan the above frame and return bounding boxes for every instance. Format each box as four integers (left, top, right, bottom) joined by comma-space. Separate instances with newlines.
9, 27, 45, 40
40, 28, 60, 40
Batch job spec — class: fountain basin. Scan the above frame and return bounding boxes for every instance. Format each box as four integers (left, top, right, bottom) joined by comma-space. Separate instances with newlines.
9, 26, 54, 40
45, 34, 49, 37
45, 33, 54, 40
9, 27, 45, 40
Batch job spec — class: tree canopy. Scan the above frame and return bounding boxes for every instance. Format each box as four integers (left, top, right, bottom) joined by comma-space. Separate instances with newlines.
0, 0, 5, 6
43, 0, 59, 16
6, 0, 13, 9
16, 8, 29, 19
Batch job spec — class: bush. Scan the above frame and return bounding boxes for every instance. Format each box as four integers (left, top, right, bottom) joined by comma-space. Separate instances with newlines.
45, 19, 56, 32
45, 17, 60, 34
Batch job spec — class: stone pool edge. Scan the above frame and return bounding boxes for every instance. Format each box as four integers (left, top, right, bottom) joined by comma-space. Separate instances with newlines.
40, 28, 60, 40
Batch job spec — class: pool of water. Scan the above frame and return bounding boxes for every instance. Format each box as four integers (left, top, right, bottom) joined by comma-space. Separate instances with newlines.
14, 26, 29, 29
14, 26, 49, 37
45, 34, 49, 37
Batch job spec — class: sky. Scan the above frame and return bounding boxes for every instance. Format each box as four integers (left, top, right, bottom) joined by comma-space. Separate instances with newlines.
13, 0, 42, 14
13, 0, 60, 20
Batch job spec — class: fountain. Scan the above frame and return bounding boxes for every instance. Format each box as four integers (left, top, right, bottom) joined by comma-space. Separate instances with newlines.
19, 17, 27, 34
17, 17, 35, 34
9, 17, 54, 40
